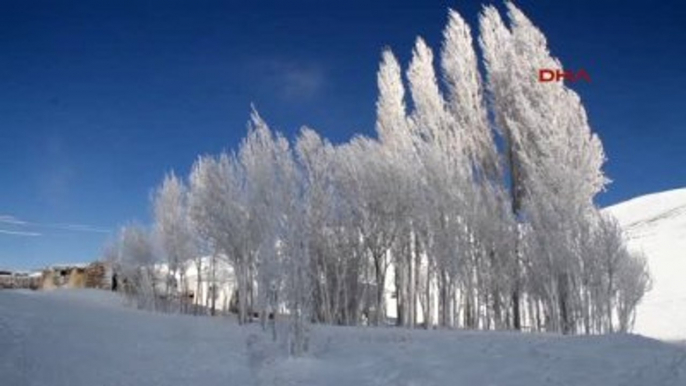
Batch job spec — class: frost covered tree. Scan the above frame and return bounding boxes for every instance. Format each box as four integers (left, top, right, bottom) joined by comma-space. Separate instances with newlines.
238, 109, 283, 330
152, 172, 196, 312
438, 8, 514, 330
188, 152, 254, 324
296, 128, 354, 325
480, 2, 608, 332
240, 108, 313, 351
115, 224, 158, 310
375, 48, 423, 327
406, 36, 452, 328
615, 251, 651, 333
441, 9, 499, 181
335, 137, 406, 326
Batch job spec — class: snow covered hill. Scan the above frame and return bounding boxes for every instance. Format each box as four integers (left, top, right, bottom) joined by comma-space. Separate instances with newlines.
1, 289, 686, 386
605, 188, 686, 341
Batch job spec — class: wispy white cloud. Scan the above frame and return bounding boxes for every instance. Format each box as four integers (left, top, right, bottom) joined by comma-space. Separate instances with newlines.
0, 215, 27, 226
279, 64, 325, 100
0, 229, 41, 237
0, 214, 110, 235
248, 58, 326, 101
49, 223, 110, 234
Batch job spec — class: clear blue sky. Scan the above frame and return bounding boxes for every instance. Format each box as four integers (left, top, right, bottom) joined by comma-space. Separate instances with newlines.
1, 0, 685, 270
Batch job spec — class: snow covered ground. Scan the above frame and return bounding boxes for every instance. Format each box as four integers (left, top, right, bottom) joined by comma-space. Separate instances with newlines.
605, 188, 686, 340
2, 289, 686, 386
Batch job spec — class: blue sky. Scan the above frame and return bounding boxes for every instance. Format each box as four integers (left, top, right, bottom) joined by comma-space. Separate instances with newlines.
1, 0, 685, 270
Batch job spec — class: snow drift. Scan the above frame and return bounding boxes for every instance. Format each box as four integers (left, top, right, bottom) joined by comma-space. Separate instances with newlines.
605, 188, 686, 340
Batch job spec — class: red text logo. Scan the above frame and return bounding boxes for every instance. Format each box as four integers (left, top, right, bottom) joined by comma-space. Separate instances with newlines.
538, 69, 591, 83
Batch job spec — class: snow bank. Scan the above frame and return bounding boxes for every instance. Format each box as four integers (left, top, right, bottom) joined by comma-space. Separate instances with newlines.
605, 188, 686, 340
1, 290, 685, 386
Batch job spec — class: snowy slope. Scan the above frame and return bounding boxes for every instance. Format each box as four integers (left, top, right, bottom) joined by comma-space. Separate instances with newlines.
605, 188, 686, 341
2, 289, 686, 386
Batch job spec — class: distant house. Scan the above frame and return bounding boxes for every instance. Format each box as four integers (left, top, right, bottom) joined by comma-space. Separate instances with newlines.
41, 264, 87, 289
0, 261, 112, 291
0, 270, 42, 289
40, 261, 111, 290
0, 270, 14, 288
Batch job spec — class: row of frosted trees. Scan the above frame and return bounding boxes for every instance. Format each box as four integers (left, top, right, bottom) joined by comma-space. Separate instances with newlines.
106, 2, 650, 354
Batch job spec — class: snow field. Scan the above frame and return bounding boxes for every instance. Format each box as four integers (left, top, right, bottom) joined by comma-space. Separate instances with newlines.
1, 289, 685, 386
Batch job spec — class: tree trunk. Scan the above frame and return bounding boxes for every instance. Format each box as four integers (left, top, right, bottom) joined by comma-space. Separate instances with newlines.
407, 240, 415, 328
395, 257, 405, 326
373, 252, 386, 326
210, 255, 217, 316
508, 134, 522, 332
413, 236, 421, 328
424, 256, 432, 329
195, 259, 203, 315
